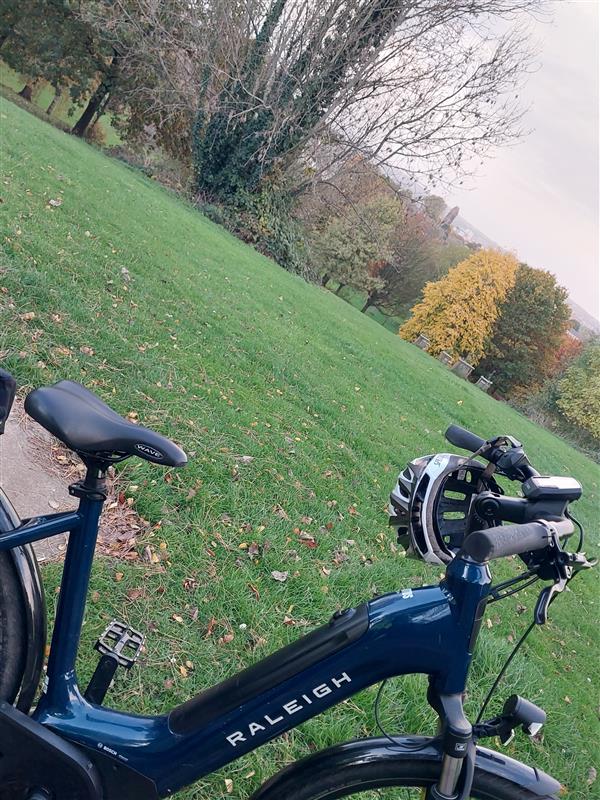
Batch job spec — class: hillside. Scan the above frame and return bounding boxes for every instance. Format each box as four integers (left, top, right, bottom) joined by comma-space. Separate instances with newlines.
569, 300, 600, 335
1, 97, 598, 799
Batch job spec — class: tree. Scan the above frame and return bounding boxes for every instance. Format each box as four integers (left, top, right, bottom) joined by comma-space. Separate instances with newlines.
0, 0, 108, 131
399, 250, 518, 363
365, 235, 472, 316
555, 343, 600, 441
0, 0, 21, 49
477, 265, 570, 395
78, 0, 202, 154
187, 0, 541, 200
422, 195, 447, 223
71, 51, 119, 138
360, 207, 437, 313
311, 195, 400, 296
551, 333, 583, 376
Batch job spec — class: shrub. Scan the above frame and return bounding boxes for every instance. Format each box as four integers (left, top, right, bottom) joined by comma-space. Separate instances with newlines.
555, 343, 600, 441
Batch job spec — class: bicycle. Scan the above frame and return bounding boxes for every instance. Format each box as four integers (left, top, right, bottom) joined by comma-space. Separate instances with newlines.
0, 369, 594, 799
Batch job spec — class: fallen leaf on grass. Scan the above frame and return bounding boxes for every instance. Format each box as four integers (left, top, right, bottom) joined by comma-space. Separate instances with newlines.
48, 198, 62, 207
224, 778, 234, 794
273, 504, 289, 520
271, 570, 289, 582
248, 583, 260, 600
297, 531, 317, 548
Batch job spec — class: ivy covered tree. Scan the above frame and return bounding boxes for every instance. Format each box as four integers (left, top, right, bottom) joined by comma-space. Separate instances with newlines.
399, 250, 518, 363
189, 0, 541, 200
477, 265, 570, 395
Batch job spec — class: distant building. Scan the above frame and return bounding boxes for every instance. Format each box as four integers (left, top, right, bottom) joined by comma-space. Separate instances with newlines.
440, 206, 459, 240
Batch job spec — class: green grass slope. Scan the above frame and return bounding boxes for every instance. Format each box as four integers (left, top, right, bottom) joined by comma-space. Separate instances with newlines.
1, 97, 598, 799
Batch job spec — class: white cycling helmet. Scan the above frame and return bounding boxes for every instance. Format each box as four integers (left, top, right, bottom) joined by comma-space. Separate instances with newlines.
389, 453, 502, 565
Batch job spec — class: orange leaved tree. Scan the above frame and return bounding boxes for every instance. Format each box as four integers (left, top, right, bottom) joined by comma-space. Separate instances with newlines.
399, 249, 518, 364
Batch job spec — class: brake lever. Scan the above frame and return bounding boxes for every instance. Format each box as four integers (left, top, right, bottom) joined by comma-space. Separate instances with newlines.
534, 534, 596, 625
534, 582, 565, 625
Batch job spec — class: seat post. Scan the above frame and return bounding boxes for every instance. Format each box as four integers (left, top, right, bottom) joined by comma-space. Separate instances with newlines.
40, 462, 108, 711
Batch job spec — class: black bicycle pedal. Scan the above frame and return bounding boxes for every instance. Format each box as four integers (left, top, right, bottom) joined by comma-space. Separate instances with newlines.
84, 621, 145, 705
95, 619, 145, 667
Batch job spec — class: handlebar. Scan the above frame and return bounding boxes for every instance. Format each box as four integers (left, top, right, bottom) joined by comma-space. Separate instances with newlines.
461, 519, 574, 562
444, 424, 539, 481
445, 424, 487, 454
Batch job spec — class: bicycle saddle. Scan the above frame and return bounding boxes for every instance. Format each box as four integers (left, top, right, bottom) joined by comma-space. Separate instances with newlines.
24, 380, 187, 467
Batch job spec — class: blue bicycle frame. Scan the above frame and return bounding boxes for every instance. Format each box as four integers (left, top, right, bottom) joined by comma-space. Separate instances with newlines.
0, 485, 492, 796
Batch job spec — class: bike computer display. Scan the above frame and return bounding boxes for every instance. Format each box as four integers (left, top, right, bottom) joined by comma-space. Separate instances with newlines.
522, 476, 582, 502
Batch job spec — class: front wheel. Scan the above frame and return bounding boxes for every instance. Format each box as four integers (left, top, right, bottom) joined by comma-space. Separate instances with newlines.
0, 551, 27, 703
251, 745, 558, 800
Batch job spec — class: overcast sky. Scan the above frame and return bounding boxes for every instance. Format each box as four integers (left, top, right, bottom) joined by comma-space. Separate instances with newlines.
447, 0, 599, 320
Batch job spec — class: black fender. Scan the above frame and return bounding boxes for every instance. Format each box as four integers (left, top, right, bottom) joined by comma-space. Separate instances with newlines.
250, 736, 562, 799
0, 488, 47, 713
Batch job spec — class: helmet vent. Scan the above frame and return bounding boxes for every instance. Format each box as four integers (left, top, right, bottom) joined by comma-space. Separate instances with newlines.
443, 489, 466, 501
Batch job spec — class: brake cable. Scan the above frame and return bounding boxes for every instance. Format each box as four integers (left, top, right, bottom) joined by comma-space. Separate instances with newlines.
477, 515, 591, 724
566, 509, 584, 551
475, 618, 537, 724
373, 679, 442, 752
487, 570, 540, 603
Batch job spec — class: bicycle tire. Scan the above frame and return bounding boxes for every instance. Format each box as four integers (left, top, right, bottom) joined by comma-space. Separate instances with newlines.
0, 551, 27, 703
252, 754, 557, 800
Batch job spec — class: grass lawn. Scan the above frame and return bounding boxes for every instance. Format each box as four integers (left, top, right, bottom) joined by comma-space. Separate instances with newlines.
329, 282, 408, 334
0, 96, 598, 799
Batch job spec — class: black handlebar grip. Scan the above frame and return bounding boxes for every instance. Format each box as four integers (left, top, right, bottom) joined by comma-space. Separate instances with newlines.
445, 424, 487, 454
461, 522, 551, 562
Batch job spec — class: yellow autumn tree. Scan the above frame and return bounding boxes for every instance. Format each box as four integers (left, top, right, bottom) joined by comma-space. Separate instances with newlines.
399, 249, 518, 364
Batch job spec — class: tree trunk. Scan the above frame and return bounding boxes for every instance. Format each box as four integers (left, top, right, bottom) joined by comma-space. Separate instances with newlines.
72, 51, 119, 138
321, 273, 330, 287
18, 83, 33, 102
72, 82, 109, 137
361, 290, 378, 313
335, 283, 346, 295
46, 86, 62, 116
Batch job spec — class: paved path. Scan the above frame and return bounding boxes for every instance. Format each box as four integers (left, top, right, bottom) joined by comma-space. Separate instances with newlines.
0, 402, 74, 560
